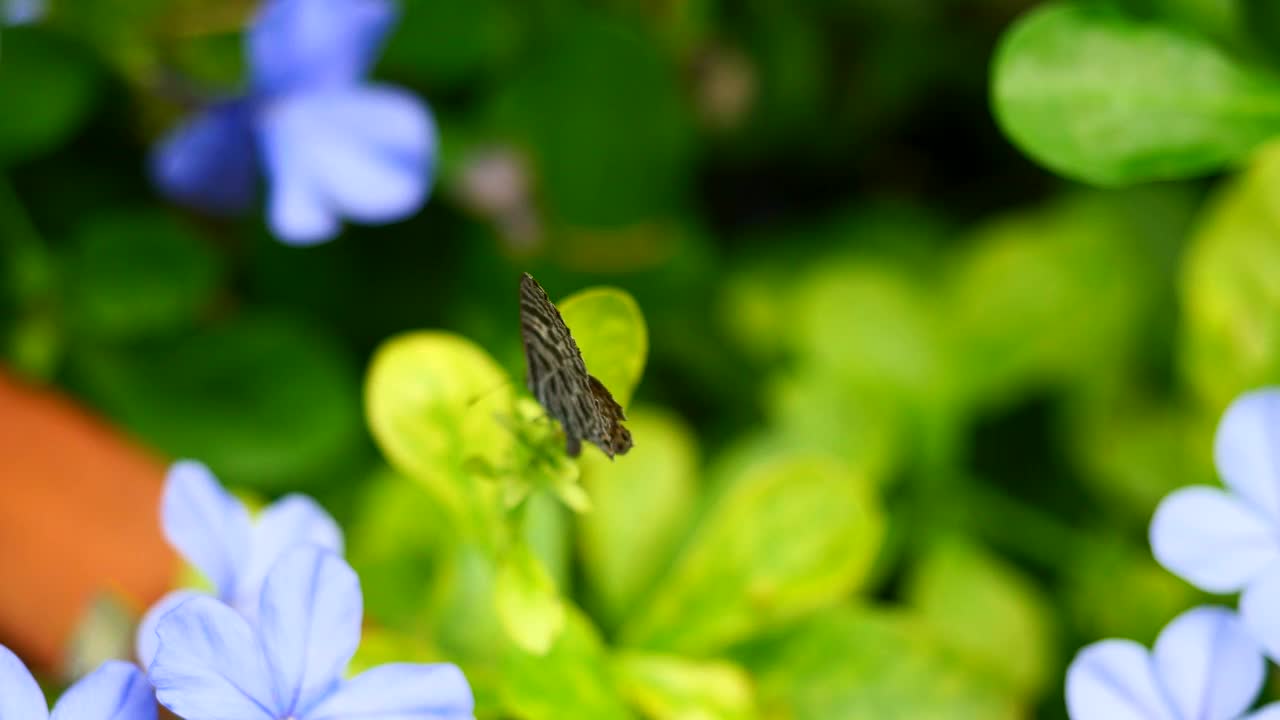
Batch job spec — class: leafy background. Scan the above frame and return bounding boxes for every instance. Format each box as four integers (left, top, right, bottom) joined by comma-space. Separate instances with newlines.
4, 0, 1280, 717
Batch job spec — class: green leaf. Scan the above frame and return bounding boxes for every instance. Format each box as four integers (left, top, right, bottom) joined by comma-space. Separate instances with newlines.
365, 331, 515, 512
490, 12, 693, 226
905, 539, 1057, 700
992, 3, 1280, 185
612, 651, 757, 720
65, 209, 219, 341
500, 608, 636, 720
558, 285, 648, 407
73, 313, 362, 490
348, 626, 441, 675
948, 191, 1180, 408
1062, 539, 1203, 645
1181, 143, 1280, 411
577, 406, 699, 631
0, 29, 100, 164
347, 468, 453, 628
741, 607, 1019, 720
495, 541, 566, 655
620, 455, 884, 655
380, 0, 519, 86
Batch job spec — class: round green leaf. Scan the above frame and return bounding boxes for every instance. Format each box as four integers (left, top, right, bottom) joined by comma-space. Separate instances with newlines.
992, 3, 1280, 185
612, 651, 757, 720
73, 314, 362, 490
365, 331, 516, 506
0, 29, 100, 164
65, 209, 219, 340
620, 455, 885, 655
578, 406, 699, 631
558, 285, 648, 408
905, 539, 1057, 700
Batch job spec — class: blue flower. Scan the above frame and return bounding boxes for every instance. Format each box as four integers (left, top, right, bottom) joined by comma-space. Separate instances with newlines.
151, 0, 436, 246
136, 460, 342, 669
148, 546, 474, 720
0, 645, 155, 720
1066, 606, 1280, 720
3, 0, 44, 25
1150, 389, 1280, 658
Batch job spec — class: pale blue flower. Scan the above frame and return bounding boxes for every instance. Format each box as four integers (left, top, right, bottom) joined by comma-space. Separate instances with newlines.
0, 645, 155, 720
152, 0, 436, 245
148, 546, 474, 720
1150, 389, 1280, 658
3, 0, 44, 25
1067, 606, 1280, 720
135, 460, 342, 669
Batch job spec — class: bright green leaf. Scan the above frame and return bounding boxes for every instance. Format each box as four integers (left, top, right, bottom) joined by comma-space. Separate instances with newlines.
365, 331, 515, 512
578, 406, 699, 631
495, 541, 566, 655
0, 29, 100, 164
65, 209, 219, 340
620, 455, 884, 655
612, 651, 757, 720
558, 285, 648, 407
905, 539, 1057, 699
1063, 539, 1203, 645
500, 608, 635, 720
1181, 143, 1280, 411
992, 3, 1280, 185
741, 606, 1019, 720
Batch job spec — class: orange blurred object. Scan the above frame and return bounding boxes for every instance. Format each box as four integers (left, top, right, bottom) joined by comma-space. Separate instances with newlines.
0, 369, 176, 673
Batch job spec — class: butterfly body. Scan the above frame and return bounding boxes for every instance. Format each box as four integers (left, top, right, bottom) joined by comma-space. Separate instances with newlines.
519, 273, 633, 459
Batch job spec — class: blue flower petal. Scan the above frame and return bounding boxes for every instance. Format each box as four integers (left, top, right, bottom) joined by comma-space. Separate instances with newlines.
50, 661, 156, 720
135, 590, 205, 672
1215, 388, 1280, 524
235, 495, 344, 616
257, 85, 435, 244
249, 0, 396, 94
151, 103, 258, 215
161, 461, 253, 601
0, 645, 48, 720
149, 597, 279, 720
1241, 570, 1280, 662
1149, 486, 1279, 593
1065, 639, 1171, 720
1153, 606, 1263, 720
306, 663, 474, 720
4, 0, 45, 25
257, 547, 361, 717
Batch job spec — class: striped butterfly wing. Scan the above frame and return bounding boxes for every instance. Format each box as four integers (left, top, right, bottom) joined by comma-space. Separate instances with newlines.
518, 273, 632, 458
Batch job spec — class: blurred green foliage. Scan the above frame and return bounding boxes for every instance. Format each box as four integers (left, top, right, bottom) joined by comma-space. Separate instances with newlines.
4, 0, 1280, 717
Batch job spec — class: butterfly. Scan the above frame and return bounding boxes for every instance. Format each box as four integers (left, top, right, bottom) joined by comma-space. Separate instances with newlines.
519, 272, 633, 459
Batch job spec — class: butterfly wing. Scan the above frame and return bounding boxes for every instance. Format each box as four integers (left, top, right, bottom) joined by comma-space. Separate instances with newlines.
587, 374, 632, 458
519, 273, 599, 457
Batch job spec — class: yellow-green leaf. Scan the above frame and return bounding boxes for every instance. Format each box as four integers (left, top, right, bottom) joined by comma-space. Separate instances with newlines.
500, 608, 636, 720
495, 542, 566, 655
578, 406, 699, 631
743, 606, 1019, 720
365, 331, 515, 513
612, 651, 757, 720
905, 539, 1057, 699
559, 286, 648, 407
1181, 142, 1280, 413
620, 455, 884, 655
